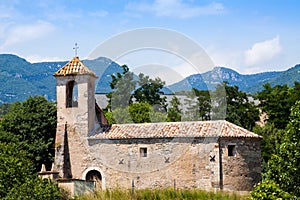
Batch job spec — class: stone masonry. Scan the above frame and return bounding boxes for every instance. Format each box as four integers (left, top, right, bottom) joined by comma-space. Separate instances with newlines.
52, 57, 262, 192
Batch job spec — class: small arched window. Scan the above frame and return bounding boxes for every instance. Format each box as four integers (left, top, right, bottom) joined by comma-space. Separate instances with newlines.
66, 80, 78, 108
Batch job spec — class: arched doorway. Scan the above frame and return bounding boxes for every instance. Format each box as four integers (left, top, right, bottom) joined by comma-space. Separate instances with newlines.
85, 170, 102, 190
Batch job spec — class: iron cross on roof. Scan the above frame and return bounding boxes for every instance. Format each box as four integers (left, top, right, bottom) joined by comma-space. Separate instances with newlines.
73, 43, 79, 57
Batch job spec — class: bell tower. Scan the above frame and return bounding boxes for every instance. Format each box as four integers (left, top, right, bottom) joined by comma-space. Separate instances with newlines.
53, 56, 98, 178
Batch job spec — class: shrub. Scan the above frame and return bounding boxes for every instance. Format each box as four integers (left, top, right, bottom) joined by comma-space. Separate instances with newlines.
250, 180, 294, 200
5, 177, 62, 200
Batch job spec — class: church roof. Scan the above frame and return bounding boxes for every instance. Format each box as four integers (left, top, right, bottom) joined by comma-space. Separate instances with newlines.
54, 57, 97, 77
89, 120, 262, 140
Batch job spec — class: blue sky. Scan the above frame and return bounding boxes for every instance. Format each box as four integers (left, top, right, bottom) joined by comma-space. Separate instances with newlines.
0, 0, 299, 75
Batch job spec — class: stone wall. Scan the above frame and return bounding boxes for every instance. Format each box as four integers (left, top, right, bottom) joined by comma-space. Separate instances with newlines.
54, 119, 261, 192
56, 125, 261, 192
54, 74, 97, 178
220, 138, 262, 191
80, 137, 221, 190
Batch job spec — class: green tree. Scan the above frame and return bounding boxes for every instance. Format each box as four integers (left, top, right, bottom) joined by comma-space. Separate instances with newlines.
149, 108, 167, 123
0, 96, 56, 171
106, 65, 136, 111
183, 90, 198, 121
133, 73, 167, 112
105, 65, 168, 123
0, 142, 34, 198
211, 83, 226, 120
264, 101, 300, 197
214, 82, 259, 130
105, 103, 167, 124
167, 96, 182, 122
0, 103, 11, 117
290, 81, 300, 104
257, 83, 295, 129
193, 89, 211, 120
0, 142, 61, 199
225, 83, 258, 130
253, 124, 283, 172
111, 107, 133, 124
183, 89, 211, 121
129, 102, 166, 123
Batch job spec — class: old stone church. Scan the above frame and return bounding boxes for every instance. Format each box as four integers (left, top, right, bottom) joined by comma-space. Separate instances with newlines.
49, 56, 262, 193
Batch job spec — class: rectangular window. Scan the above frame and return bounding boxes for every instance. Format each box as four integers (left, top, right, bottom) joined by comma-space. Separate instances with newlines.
228, 145, 236, 157
140, 147, 147, 157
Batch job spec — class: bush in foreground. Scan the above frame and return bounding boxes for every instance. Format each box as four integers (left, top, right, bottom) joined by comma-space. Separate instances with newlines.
5, 177, 62, 200
250, 180, 294, 200
0, 142, 62, 199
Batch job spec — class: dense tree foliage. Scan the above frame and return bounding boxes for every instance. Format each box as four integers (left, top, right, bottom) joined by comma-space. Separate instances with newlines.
106, 65, 167, 112
0, 142, 61, 199
194, 89, 211, 120
0, 142, 34, 197
106, 65, 136, 110
257, 82, 300, 129
251, 100, 300, 199
264, 101, 300, 197
183, 89, 211, 121
105, 65, 167, 123
252, 124, 283, 170
0, 103, 11, 117
0, 96, 62, 199
0, 96, 56, 171
224, 83, 259, 130
5, 176, 62, 200
183, 90, 198, 121
105, 102, 167, 124
167, 96, 182, 122
130, 102, 167, 123
106, 70, 259, 129
212, 82, 259, 130
133, 73, 167, 112
250, 180, 293, 200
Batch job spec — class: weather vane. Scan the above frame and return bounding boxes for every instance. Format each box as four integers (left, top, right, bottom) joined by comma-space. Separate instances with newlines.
73, 43, 79, 57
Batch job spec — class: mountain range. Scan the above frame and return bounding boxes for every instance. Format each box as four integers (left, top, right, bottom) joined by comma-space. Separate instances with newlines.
0, 54, 299, 104
169, 65, 300, 93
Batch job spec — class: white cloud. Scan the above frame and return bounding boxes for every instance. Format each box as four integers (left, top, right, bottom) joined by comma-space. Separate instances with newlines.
244, 36, 281, 66
126, 0, 225, 18
25, 55, 65, 63
1, 21, 55, 49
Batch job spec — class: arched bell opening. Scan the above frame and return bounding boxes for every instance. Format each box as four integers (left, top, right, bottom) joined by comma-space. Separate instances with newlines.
66, 80, 78, 108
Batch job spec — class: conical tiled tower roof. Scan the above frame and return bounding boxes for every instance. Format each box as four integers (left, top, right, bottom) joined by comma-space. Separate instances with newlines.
54, 56, 97, 77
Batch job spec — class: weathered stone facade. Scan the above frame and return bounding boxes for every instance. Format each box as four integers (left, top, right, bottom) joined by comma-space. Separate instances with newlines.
219, 138, 261, 191
53, 57, 262, 192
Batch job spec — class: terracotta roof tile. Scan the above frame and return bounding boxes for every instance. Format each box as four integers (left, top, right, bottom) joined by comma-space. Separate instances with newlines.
90, 120, 262, 140
54, 57, 97, 77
